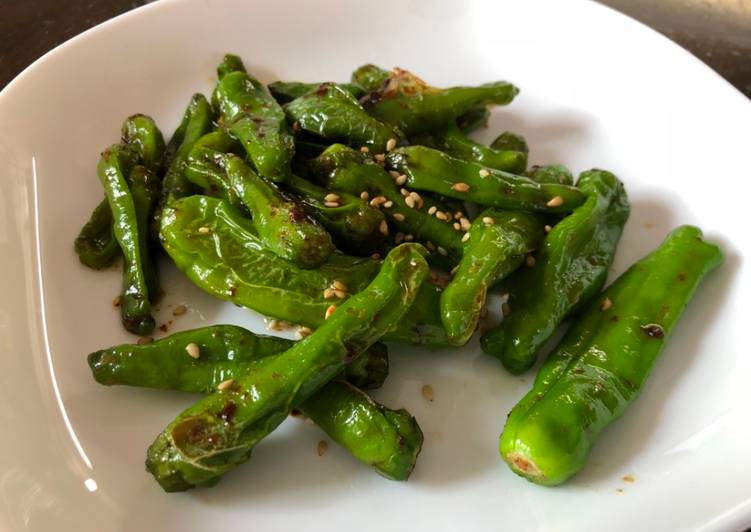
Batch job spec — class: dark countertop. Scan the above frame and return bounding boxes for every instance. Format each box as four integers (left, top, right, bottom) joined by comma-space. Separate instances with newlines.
1, 0, 749, 98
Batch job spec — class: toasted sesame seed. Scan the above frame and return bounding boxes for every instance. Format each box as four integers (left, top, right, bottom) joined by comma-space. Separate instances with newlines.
454, 211, 464, 220
462, 232, 470, 243
428, 206, 437, 215
266, 319, 290, 331
405, 196, 416, 208
137, 336, 153, 345
325, 305, 337, 320
379, 219, 389, 236
389, 170, 401, 179
173, 304, 188, 316
502, 303, 511, 317
324, 201, 340, 208
544, 224, 552, 233
113, 295, 122, 307
525, 255, 536, 267
400, 188, 409, 197
374, 153, 386, 162
404, 234, 414, 241
383, 200, 393, 208
450, 265, 459, 275
600, 297, 613, 311
393, 213, 405, 222
421, 384, 435, 402
395, 174, 407, 186
360, 146, 370, 153
370, 195, 387, 207
437, 246, 448, 256
296, 326, 314, 339
479, 168, 490, 178
622, 475, 635, 483
426, 241, 436, 251
323, 288, 337, 299
332, 280, 347, 291
217, 378, 234, 391
386, 138, 397, 151
460, 217, 471, 231
371, 253, 381, 260
395, 232, 405, 244
324, 193, 340, 203
317, 440, 329, 456
453, 222, 461, 230
435, 211, 448, 221
451, 182, 470, 192
185, 342, 200, 359
360, 191, 370, 200
197, 226, 211, 235
333, 289, 347, 299
482, 216, 495, 225
546, 196, 564, 207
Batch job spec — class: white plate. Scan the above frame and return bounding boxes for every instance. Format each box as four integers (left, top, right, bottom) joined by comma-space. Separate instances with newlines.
1, 0, 750, 530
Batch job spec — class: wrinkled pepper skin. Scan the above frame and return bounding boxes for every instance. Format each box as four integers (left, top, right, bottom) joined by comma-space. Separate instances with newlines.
87, 324, 388, 392
216, 53, 246, 80
127, 165, 161, 303
98, 144, 154, 335
186, 147, 334, 268
285, 174, 386, 256
213, 70, 294, 182
145, 243, 429, 491
285, 83, 398, 152
387, 146, 584, 214
312, 144, 463, 261
74, 198, 120, 269
302, 380, 423, 480
525, 164, 574, 186
415, 123, 527, 174
351, 64, 390, 92
121, 114, 166, 174
269, 81, 364, 104
159, 195, 447, 346
490, 131, 528, 154
481, 169, 630, 374
440, 210, 544, 346
500, 225, 723, 486
360, 67, 518, 136
456, 106, 490, 133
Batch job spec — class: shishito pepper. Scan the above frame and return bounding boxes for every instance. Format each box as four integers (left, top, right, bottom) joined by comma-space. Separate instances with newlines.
490, 131, 528, 155
524, 163, 574, 186
145, 242, 429, 491
500, 225, 723, 486
126, 165, 161, 304
269, 80, 365, 104
121, 114, 166, 174
481, 169, 629, 373
440, 210, 544, 346
74, 198, 120, 269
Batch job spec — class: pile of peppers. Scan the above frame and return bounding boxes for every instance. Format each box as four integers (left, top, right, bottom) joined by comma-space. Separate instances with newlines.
76, 54, 723, 491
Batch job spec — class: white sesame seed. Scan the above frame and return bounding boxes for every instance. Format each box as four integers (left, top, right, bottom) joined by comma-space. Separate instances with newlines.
546, 196, 564, 207
360, 191, 370, 200
428, 206, 437, 215
600, 297, 613, 311
383, 200, 393, 208
386, 138, 397, 151
405, 196, 416, 208
435, 211, 448, 221
462, 232, 470, 243
173, 304, 188, 316
323, 288, 337, 299
197, 226, 211, 234
185, 342, 200, 359
450, 265, 460, 275
217, 378, 234, 391
460, 217, 471, 231
454, 211, 464, 220
525, 255, 536, 267
479, 169, 490, 178
324, 193, 340, 202
296, 326, 314, 339
453, 222, 461, 230
544, 224, 552, 233
393, 213, 405, 222
404, 234, 414, 241
370, 195, 387, 207
395, 174, 407, 186
371, 253, 381, 260
379, 220, 389, 236
482, 216, 495, 225
421, 384, 435, 402
451, 182, 470, 192
374, 153, 386, 162
389, 170, 401, 179
400, 188, 409, 197
325, 305, 337, 320
360, 146, 370, 153
437, 246, 448, 256
395, 232, 405, 244
332, 280, 347, 291
333, 289, 347, 299
324, 201, 340, 208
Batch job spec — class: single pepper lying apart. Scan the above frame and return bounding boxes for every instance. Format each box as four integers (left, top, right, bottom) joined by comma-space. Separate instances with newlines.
500, 225, 723, 486
145, 243, 429, 491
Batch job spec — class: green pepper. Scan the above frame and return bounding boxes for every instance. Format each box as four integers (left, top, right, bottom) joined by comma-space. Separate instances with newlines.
127, 165, 161, 303
98, 144, 154, 335
213, 70, 294, 182
146, 242, 429, 491
285, 83, 398, 153
87, 324, 388, 391
360, 67, 518, 136
490, 131, 528, 155
186, 147, 334, 268
440, 210, 544, 346
159, 195, 447, 346
387, 146, 584, 213
500, 225, 723, 486
285, 174, 387, 256
456, 106, 490, 133
74, 198, 120, 269
216, 53, 246, 80
121, 114, 166, 174
311, 144, 464, 262
350, 64, 390, 93
268, 80, 365, 104
481, 169, 630, 373
524, 164, 574, 186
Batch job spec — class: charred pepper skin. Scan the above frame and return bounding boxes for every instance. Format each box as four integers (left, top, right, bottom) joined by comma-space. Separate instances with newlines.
386, 146, 584, 214
213, 69, 295, 183
98, 144, 155, 335
360, 67, 519, 136
480, 169, 630, 374
121, 114, 166, 174
284, 83, 398, 153
269, 81, 364, 104
145, 243, 429, 491
525, 164, 574, 186
456, 106, 490, 133
440, 210, 544, 346
500, 225, 723, 486
159, 195, 447, 346
351, 64, 390, 93
285, 174, 387, 256
74, 198, 120, 269
186, 147, 334, 268
87, 324, 388, 392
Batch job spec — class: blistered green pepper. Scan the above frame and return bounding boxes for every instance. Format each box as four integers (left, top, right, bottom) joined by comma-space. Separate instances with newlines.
216, 53, 246, 80
186, 146, 334, 268
285, 83, 398, 153
351, 64, 390, 93
146, 243, 429, 491
74, 198, 120, 269
456, 106, 490, 133
121, 114, 166, 174
441, 210, 544, 346
500, 225, 723, 486
481, 169, 630, 373
387, 146, 584, 213
360, 67, 518, 136
525, 164, 574, 186
269, 80, 364, 104
127, 165, 161, 303
490, 131, 528, 155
